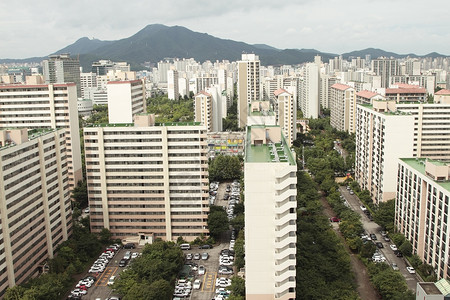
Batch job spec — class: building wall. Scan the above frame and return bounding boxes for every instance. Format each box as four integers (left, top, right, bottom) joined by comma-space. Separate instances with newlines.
84, 123, 209, 241
0, 129, 71, 297
0, 83, 83, 188
396, 159, 450, 279
107, 80, 146, 124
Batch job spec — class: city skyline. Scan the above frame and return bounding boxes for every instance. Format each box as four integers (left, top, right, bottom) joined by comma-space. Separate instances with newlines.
1, 0, 450, 59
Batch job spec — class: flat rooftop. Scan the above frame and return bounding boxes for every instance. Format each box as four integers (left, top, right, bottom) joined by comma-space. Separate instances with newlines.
401, 158, 450, 191
418, 282, 443, 295
245, 125, 295, 165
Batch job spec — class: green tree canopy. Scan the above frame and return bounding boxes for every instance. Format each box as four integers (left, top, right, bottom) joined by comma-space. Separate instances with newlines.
207, 206, 229, 238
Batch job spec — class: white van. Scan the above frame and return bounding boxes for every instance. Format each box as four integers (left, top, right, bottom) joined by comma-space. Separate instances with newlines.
180, 243, 191, 250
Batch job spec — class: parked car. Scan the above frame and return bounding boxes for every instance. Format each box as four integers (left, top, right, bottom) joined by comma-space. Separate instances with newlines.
193, 279, 201, 289
119, 259, 127, 267
123, 243, 135, 249
199, 244, 213, 249
383, 236, 391, 242
107, 276, 116, 286
389, 244, 398, 251
84, 207, 90, 214
193, 253, 201, 260
396, 251, 403, 257
185, 253, 193, 260
131, 252, 138, 259
198, 265, 205, 275
375, 242, 383, 248
330, 217, 341, 222
370, 234, 377, 240
201, 252, 209, 260
406, 266, 416, 274
391, 263, 399, 271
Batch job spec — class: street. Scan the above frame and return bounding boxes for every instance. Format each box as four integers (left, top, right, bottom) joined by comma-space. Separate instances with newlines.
339, 186, 419, 291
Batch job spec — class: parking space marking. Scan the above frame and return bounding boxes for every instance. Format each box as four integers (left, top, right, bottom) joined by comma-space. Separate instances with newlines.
95, 267, 118, 287
201, 272, 217, 292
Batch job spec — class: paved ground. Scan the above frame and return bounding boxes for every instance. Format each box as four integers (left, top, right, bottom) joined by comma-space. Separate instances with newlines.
339, 186, 419, 292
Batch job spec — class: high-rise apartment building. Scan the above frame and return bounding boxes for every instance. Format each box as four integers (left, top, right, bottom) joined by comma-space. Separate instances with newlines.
0, 83, 83, 188
0, 128, 71, 297
238, 54, 260, 128
168, 70, 179, 100
42, 54, 81, 97
300, 63, 319, 118
107, 79, 146, 124
396, 158, 450, 279
84, 114, 209, 241
355, 100, 450, 204
330, 83, 356, 133
371, 58, 400, 88
245, 125, 297, 300
355, 90, 384, 105
194, 91, 213, 132
273, 89, 296, 146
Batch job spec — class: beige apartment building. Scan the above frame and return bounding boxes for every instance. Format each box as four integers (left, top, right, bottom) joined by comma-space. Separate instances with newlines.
84, 114, 209, 241
0, 83, 83, 188
194, 91, 213, 132
0, 128, 71, 297
355, 100, 450, 204
237, 54, 260, 128
330, 83, 356, 133
245, 125, 297, 300
396, 159, 450, 279
273, 89, 296, 146
107, 79, 146, 124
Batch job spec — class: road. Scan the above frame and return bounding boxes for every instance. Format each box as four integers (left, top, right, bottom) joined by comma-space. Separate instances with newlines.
339, 186, 419, 292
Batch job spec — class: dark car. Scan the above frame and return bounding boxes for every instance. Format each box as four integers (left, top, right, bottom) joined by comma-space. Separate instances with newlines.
119, 259, 128, 267
370, 234, 377, 240
124, 243, 135, 249
396, 251, 403, 257
199, 244, 213, 249
375, 242, 384, 248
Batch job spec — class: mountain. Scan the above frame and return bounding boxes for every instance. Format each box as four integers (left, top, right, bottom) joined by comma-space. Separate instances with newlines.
1, 25, 448, 68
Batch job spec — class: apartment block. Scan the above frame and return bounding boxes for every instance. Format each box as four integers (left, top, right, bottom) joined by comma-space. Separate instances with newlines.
238, 54, 260, 128
107, 79, 146, 124
396, 159, 450, 279
273, 89, 297, 146
371, 58, 400, 88
0, 83, 83, 188
194, 91, 213, 132
168, 70, 179, 100
355, 100, 450, 204
84, 115, 209, 241
300, 63, 319, 118
385, 84, 427, 102
245, 125, 297, 300
0, 128, 71, 297
355, 90, 384, 105
330, 83, 356, 133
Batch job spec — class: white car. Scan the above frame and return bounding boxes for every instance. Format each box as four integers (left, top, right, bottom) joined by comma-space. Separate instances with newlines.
107, 275, 116, 285
389, 244, 398, 251
71, 288, 87, 296
216, 277, 231, 287
84, 207, 90, 213
193, 279, 201, 289
198, 265, 205, 275
406, 266, 416, 274
131, 252, 139, 259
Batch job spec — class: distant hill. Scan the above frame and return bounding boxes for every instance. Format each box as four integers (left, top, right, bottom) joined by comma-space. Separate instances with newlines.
0, 25, 448, 69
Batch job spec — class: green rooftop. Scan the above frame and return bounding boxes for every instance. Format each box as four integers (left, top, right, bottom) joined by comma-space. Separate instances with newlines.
400, 158, 450, 191
245, 125, 296, 165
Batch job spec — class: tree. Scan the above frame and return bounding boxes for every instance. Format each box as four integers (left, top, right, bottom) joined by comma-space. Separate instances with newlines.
209, 155, 242, 181
230, 276, 245, 297
399, 240, 412, 257
374, 199, 395, 232
230, 214, 244, 232
207, 206, 229, 238
98, 228, 113, 245
72, 180, 88, 208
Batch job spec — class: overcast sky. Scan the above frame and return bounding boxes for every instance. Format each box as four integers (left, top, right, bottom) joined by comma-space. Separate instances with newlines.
1, 0, 449, 59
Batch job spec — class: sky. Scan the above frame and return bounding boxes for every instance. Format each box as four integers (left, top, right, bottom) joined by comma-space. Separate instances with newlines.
1, 0, 449, 59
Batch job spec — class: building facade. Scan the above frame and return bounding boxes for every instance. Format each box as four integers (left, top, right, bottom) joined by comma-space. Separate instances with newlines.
84, 115, 209, 241
0, 83, 83, 188
396, 159, 450, 279
194, 91, 213, 132
245, 125, 297, 300
107, 79, 146, 124
330, 83, 356, 133
0, 128, 71, 297
273, 89, 296, 146
42, 54, 81, 97
238, 54, 260, 128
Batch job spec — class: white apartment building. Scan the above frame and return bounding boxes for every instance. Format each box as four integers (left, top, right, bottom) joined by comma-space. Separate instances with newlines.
245, 125, 297, 300
0, 83, 83, 188
84, 114, 209, 241
300, 63, 319, 119
330, 83, 356, 133
273, 89, 296, 146
0, 128, 71, 297
371, 58, 400, 88
355, 90, 384, 105
355, 100, 450, 204
396, 158, 450, 279
80, 72, 97, 99
194, 91, 213, 132
107, 79, 146, 124
238, 54, 261, 128
168, 70, 179, 100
